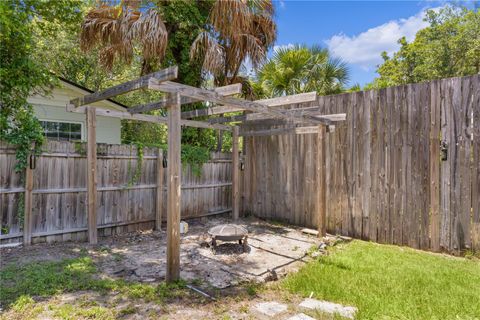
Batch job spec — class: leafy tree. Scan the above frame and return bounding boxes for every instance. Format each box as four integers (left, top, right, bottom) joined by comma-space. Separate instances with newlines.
369, 6, 480, 89
255, 44, 349, 97
0, 0, 83, 171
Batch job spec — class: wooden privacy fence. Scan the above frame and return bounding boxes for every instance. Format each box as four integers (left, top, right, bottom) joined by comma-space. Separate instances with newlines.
0, 140, 232, 244
241, 74, 480, 254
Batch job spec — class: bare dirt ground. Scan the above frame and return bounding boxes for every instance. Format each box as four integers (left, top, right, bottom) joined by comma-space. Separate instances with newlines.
1, 216, 335, 319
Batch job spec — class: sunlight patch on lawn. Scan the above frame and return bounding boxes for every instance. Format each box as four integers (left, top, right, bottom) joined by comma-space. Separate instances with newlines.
282, 240, 480, 319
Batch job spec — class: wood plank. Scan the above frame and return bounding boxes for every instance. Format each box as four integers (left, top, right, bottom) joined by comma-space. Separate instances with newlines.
156, 149, 164, 230
456, 76, 473, 252
429, 80, 441, 251
208, 108, 346, 124
317, 125, 327, 236
440, 78, 452, 251
239, 126, 320, 137
129, 83, 242, 114
70, 66, 178, 107
472, 75, 480, 251
23, 154, 34, 245
232, 126, 240, 220
181, 92, 317, 119
67, 105, 232, 131
166, 92, 181, 282
86, 107, 98, 244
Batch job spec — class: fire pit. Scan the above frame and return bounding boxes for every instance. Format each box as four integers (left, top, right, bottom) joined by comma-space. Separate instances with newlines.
208, 224, 248, 254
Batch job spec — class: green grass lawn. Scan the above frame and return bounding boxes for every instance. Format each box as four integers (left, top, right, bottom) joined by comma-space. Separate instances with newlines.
283, 240, 480, 320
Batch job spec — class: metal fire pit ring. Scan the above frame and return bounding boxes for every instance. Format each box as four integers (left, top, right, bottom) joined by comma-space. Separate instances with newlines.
208, 224, 248, 254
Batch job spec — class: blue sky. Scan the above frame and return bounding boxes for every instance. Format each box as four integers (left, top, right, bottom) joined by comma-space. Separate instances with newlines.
272, 1, 473, 86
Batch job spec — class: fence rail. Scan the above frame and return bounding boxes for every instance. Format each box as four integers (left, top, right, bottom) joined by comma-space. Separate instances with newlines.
1, 141, 232, 244
241, 74, 480, 254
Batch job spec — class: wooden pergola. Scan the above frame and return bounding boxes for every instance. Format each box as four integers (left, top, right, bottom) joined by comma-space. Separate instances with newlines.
66, 66, 346, 282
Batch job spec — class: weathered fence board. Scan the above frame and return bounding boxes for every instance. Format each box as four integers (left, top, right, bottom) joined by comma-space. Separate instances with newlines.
1, 141, 232, 243
241, 74, 480, 254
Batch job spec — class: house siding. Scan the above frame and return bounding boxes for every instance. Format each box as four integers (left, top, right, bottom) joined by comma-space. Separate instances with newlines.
28, 86, 122, 144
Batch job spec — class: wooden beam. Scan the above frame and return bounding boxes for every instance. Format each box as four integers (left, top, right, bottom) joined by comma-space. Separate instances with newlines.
128, 83, 242, 114
156, 149, 164, 231
181, 92, 317, 119
317, 125, 327, 237
166, 92, 181, 282
232, 127, 240, 221
208, 107, 346, 124
67, 104, 232, 131
239, 125, 320, 137
70, 66, 178, 107
23, 151, 34, 246
149, 81, 327, 125
86, 107, 98, 244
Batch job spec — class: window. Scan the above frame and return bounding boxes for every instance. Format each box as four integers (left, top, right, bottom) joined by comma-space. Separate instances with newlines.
40, 120, 83, 141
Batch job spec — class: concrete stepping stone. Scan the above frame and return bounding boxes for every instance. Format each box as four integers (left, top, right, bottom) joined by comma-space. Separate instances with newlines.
299, 298, 357, 319
252, 301, 288, 317
286, 313, 316, 320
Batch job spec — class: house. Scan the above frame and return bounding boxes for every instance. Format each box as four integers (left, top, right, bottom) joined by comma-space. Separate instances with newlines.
28, 78, 126, 144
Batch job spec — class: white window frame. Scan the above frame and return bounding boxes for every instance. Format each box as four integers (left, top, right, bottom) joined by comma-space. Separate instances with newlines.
38, 119, 85, 141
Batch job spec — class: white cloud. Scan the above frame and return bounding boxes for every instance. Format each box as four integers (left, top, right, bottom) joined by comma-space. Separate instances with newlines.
325, 7, 439, 71
273, 43, 294, 52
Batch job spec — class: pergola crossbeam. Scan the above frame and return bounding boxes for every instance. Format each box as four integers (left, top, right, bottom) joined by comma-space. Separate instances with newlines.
181, 91, 317, 119
208, 107, 346, 124
128, 83, 242, 114
66, 104, 232, 131
148, 80, 329, 125
239, 125, 322, 137
70, 66, 178, 107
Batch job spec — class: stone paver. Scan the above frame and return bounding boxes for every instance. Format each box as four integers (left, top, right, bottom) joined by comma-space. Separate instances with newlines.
299, 298, 357, 319
286, 313, 316, 320
252, 301, 288, 317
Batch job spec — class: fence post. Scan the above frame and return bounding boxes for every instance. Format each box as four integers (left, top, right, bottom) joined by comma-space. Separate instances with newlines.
317, 125, 327, 237
87, 107, 98, 244
23, 147, 34, 245
166, 93, 181, 282
156, 148, 164, 230
232, 126, 240, 221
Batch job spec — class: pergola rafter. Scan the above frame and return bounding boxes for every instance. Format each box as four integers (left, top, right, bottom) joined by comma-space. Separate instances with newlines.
128, 83, 242, 114
180, 91, 317, 119
66, 66, 345, 282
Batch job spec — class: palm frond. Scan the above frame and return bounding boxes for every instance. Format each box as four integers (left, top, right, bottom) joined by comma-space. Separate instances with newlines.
191, 31, 225, 75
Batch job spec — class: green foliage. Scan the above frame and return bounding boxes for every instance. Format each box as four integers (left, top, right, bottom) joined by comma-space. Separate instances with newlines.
283, 240, 480, 319
181, 144, 211, 176
369, 6, 480, 89
0, 256, 188, 309
255, 44, 349, 97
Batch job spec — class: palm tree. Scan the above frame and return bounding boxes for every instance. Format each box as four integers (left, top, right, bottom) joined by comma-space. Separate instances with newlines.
190, 0, 276, 86
256, 44, 349, 97
80, 0, 168, 75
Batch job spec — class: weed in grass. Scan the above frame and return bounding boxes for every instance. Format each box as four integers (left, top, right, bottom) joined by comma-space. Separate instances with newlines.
283, 240, 480, 320
245, 283, 261, 296
118, 305, 138, 316
239, 304, 249, 313
50, 303, 115, 320
0, 256, 189, 311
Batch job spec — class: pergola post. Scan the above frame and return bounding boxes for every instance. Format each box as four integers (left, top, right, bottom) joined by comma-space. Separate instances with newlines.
87, 107, 98, 244
232, 126, 240, 221
156, 148, 164, 230
317, 125, 327, 237
166, 92, 181, 282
